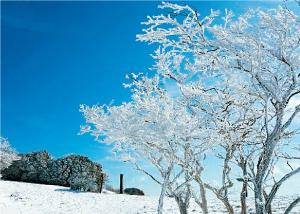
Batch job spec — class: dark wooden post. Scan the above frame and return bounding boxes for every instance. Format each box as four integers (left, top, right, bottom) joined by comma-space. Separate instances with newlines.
99, 174, 104, 193
120, 174, 123, 194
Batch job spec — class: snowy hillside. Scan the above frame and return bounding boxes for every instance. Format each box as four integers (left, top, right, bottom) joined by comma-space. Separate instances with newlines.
0, 179, 299, 214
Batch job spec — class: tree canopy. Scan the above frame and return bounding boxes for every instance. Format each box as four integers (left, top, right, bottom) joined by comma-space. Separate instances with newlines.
81, 3, 300, 214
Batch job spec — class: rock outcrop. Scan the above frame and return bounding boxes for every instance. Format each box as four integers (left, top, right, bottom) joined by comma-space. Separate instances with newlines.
124, 187, 145, 196
0, 150, 50, 182
1, 151, 104, 193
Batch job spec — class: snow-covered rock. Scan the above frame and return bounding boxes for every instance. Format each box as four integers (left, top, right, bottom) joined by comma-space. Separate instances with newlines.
1, 151, 104, 193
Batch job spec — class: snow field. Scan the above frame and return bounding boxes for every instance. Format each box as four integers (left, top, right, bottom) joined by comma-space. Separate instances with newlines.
0, 179, 299, 214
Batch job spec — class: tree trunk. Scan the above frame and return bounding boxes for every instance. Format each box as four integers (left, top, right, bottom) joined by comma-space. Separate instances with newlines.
263, 190, 272, 214
173, 183, 191, 214
254, 110, 283, 214
192, 174, 209, 214
255, 138, 280, 213
174, 195, 189, 214
205, 184, 234, 214
219, 197, 234, 214
157, 163, 174, 214
254, 184, 264, 214
158, 180, 169, 214
240, 160, 248, 214
240, 181, 247, 214
199, 181, 209, 214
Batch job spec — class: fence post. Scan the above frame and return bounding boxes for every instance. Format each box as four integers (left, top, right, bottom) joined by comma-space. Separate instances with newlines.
99, 173, 104, 193
120, 173, 123, 194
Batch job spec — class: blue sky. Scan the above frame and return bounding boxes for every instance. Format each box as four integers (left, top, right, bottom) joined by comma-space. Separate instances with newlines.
1, 1, 299, 197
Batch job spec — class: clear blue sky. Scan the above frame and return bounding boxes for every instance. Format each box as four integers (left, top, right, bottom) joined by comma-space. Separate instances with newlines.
1, 1, 299, 196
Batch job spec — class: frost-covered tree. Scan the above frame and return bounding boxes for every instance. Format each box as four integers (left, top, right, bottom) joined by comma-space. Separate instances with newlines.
81, 2, 300, 214
80, 74, 215, 214
0, 137, 20, 173
136, 2, 300, 213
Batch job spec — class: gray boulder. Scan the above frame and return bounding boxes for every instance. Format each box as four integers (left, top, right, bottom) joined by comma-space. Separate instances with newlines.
1, 151, 104, 193
124, 187, 145, 196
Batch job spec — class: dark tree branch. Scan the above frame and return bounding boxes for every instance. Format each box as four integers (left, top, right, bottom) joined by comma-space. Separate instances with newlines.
286, 91, 300, 105
265, 166, 300, 212
284, 197, 300, 214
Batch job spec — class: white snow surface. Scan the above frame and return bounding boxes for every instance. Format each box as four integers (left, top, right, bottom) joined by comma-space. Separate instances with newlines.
0, 179, 299, 214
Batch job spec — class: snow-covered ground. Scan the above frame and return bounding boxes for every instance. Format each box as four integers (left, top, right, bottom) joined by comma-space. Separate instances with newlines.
0, 179, 299, 214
